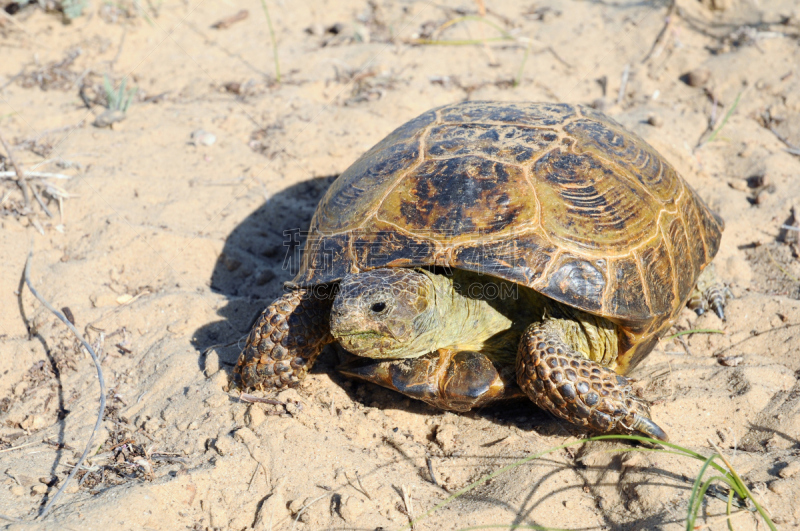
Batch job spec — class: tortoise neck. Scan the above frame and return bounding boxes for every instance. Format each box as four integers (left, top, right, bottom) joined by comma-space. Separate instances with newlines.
422, 269, 516, 352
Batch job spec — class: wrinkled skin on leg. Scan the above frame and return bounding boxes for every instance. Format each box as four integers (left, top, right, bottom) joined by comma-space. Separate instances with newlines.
235, 288, 334, 389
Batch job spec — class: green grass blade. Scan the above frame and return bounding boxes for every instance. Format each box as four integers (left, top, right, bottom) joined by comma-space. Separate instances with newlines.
686, 454, 720, 531
515, 41, 532, 87
666, 328, 725, 339
437, 15, 512, 39
259, 0, 281, 83
103, 75, 115, 108
705, 90, 743, 144
727, 489, 735, 531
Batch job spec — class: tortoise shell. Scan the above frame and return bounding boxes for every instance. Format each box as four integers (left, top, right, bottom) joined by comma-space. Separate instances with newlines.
289, 102, 723, 373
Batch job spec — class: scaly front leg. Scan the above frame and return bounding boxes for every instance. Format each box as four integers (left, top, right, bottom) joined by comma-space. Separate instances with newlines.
235, 288, 334, 390
516, 320, 668, 441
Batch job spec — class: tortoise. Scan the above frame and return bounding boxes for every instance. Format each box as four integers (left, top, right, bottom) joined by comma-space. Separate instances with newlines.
234, 101, 728, 441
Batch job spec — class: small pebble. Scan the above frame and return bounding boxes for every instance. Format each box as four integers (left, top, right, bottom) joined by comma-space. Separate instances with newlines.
190, 129, 217, 146
728, 179, 748, 192
232, 426, 258, 446
779, 460, 800, 478
305, 23, 324, 36
222, 255, 241, 271
257, 477, 289, 523
589, 98, 608, 111
768, 478, 790, 495
31, 484, 47, 495
327, 23, 345, 35
223, 82, 241, 94
93, 109, 126, 128
10, 485, 25, 497
204, 350, 221, 377
288, 499, 304, 515
718, 356, 743, 367
750, 173, 770, 188
685, 68, 711, 87
646, 115, 663, 127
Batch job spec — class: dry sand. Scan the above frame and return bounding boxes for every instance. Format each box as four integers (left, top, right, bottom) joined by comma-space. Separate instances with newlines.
1, 0, 799, 529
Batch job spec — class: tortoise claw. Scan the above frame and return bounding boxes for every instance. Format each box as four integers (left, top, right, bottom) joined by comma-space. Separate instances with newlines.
689, 265, 733, 322
631, 414, 669, 442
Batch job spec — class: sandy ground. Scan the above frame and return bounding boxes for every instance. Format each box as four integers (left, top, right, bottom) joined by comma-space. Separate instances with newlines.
1, 0, 799, 529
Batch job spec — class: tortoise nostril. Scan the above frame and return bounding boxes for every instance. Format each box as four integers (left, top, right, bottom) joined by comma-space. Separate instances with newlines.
370, 302, 387, 313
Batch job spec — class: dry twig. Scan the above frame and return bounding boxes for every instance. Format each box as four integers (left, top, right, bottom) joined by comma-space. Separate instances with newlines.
642, 0, 677, 63
212, 10, 249, 29
768, 125, 800, 157
22, 251, 107, 519
0, 129, 30, 209
239, 393, 285, 406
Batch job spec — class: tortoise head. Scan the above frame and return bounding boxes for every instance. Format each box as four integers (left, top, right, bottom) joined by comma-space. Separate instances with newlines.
331, 268, 440, 359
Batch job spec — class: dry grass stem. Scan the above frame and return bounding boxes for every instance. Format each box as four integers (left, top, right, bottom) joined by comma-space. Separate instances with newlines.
0, 129, 30, 209
23, 251, 107, 519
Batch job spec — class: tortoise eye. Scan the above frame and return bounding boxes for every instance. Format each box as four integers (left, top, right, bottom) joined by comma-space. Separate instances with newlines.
370, 302, 387, 313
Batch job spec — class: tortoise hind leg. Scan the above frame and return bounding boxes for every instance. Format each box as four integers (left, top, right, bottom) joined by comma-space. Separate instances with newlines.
235, 288, 334, 389
687, 264, 733, 320
338, 348, 522, 412
516, 321, 668, 441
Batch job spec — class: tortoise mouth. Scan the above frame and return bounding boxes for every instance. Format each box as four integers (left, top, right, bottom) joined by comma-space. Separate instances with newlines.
336, 331, 383, 340
335, 330, 410, 359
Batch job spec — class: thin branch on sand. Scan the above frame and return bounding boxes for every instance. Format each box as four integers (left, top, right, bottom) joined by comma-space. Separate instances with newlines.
22, 251, 107, 519
0, 171, 73, 180
0, 129, 30, 209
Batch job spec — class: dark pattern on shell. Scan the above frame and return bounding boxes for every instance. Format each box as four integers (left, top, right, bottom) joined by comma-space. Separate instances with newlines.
315, 110, 435, 234
427, 123, 559, 164
379, 156, 531, 237
440, 101, 576, 126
